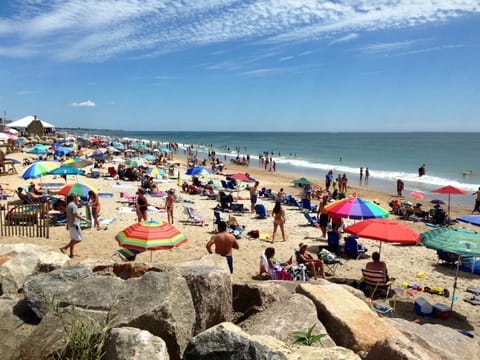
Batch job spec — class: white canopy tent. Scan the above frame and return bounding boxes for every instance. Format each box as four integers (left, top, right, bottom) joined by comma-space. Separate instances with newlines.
7, 115, 55, 129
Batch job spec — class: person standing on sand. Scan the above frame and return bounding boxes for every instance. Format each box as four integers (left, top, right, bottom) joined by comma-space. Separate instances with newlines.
206, 221, 239, 273
396, 179, 404, 197
165, 190, 175, 224
365, 168, 370, 183
271, 201, 286, 243
87, 190, 101, 230
250, 181, 259, 213
360, 167, 363, 182
317, 195, 330, 238
472, 187, 480, 214
60, 194, 90, 258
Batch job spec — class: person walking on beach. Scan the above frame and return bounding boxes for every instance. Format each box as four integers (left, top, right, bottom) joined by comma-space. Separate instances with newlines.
396, 179, 404, 197
325, 170, 333, 191
317, 195, 330, 238
472, 187, 480, 214
206, 221, 239, 273
250, 181, 259, 213
165, 189, 175, 223
87, 190, 101, 230
271, 201, 286, 243
360, 167, 363, 181
136, 188, 149, 222
60, 194, 90, 258
365, 168, 370, 183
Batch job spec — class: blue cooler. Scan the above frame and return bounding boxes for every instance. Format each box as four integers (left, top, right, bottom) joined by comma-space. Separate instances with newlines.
433, 303, 451, 319
414, 296, 433, 317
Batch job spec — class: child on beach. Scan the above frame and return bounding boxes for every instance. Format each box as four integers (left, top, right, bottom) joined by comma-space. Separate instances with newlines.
165, 190, 174, 224
87, 190, 101, 229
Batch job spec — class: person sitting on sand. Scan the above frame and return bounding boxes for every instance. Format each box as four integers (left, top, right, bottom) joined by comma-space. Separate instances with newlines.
297, 243, 326, 280
366, 251, 389, 280
259, 247, 279, 276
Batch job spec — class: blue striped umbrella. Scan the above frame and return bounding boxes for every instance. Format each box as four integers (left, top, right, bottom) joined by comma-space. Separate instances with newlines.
20, 161, 61, 180
186, 166, 212, 176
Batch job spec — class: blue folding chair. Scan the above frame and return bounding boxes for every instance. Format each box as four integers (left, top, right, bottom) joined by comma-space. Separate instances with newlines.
344, 236, 367, 259
254, 204, 268, 219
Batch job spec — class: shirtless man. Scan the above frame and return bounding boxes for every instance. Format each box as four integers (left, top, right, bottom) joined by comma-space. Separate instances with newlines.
206, 221, 239, 273
250, 181, 259, 213
366, 251, 389, 280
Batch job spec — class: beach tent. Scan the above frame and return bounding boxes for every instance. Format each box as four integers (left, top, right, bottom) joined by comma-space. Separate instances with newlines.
7, 115, 55, 129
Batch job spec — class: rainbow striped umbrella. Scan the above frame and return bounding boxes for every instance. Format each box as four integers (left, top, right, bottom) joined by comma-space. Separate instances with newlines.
58, 183, 98, 198
324, 196, 389, 220
115, 220, 188, 261
20, 161, 61, 180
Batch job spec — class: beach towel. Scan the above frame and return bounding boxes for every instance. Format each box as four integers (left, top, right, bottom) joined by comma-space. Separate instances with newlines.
259, 233, 270, 241
98, 193, 114, 198
464, 295, 480, 305
112, 183, 137, 189
99, 218, 116, 225
146, 192, 165, 197
466, 286, 480, 295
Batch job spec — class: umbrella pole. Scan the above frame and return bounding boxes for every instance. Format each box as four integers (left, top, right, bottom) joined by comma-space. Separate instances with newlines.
150, 251, 153, 262
450, 259, 460, 311
448, 194, 451, 219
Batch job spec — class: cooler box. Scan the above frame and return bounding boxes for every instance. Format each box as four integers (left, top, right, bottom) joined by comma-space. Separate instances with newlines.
414, 296, 433, 317
433, 303, 451, 319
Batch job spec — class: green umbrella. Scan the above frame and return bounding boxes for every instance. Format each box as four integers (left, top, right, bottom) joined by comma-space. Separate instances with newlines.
293, 177, 314, 186
420, 226, 480, 310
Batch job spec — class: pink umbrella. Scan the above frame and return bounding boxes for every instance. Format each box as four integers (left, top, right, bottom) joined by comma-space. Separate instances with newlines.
431, 185, 468, 217
409, 191, 425, 200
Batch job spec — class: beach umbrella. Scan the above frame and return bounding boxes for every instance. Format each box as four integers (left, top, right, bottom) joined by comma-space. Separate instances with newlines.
48, 165, 85, 182
409, 191, 425, 200
142, 154, 156, 161
125, 157, 147, 167
4, 128, 19, 135
58, 183, 98, 198
146, 167, 165, 177
293, 177, 314, 186
34, 144, 49, 149
420, 226, 480, 310
456, 215, 480, 227
115, 220, 188, 261
27, 148, 47, 155
229, 173, 255, 182
0, 133, 13, 141
54, 146, 74, 157
186, 166, 212, 176
63, 158, 93, 169
430, 199, 446, 205
344, 218, 420, 254
431, 185, 468, 217
324, 196, 389, 220
160, 148, 171, 153
20, 161, 61, 180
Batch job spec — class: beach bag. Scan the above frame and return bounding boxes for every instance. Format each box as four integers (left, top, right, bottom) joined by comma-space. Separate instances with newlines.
288, 264, 308, 281
248, 230, 260, 238
276, 268, 292, 281
319, 249, 337, 262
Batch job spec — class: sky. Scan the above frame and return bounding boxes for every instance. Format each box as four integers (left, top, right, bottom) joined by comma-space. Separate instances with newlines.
0, 0, 479, 132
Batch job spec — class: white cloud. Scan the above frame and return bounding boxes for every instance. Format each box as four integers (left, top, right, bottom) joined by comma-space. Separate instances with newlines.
70, 100, 96, 107
0, 1, 478, 61
329, 33, 359, 45
357, 40, 418, 54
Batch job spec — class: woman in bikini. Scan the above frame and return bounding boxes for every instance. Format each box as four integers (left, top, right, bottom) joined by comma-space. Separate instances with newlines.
271, 200, 286, 243
136, 188, 149, 222
165, 190, 174, 224
87, 190, 101, 229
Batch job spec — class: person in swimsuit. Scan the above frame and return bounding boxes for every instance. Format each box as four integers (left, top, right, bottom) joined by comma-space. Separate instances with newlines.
165, 190, 174, 224
136, 188, 149, 222
87, 190, 101, 229
271, 200, 286, 243
317, 194, 330, 238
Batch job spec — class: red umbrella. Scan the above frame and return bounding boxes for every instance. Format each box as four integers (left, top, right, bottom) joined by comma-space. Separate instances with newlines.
431, 185, 468, 217
344, 218, 420, 253
409, 191, 425, 200
229, 173, 255, 182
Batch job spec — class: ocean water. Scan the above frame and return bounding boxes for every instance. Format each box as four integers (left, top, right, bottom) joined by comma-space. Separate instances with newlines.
82, 131, 480, 209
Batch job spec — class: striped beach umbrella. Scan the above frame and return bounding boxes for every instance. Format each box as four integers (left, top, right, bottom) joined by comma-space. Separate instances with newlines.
63, 158, 93, 169
324, 196, 389, 220
146, 167, 165, 177
58, 183, 98, 198
20, 161, 61, 180
115, 220, 188, 261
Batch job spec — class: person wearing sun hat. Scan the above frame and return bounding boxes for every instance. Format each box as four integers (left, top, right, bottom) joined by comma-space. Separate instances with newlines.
297, 243, 326, 280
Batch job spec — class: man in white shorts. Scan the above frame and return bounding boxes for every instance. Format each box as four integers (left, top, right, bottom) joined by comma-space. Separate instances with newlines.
60, 194, 90, 258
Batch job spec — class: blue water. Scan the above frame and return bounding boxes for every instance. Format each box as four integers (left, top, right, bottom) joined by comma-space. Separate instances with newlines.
77, 131, 480, 209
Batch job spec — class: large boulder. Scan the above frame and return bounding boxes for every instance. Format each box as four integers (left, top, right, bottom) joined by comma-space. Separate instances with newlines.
36, 250, 70, 272
176, 255, 233, 335
233, 282, 292, 320
183, 322, 290, 360
23, 265, 93, 318
297, 283, 405, 353
0, 295, 36, 360
380, 318, 480, 360
0, 243, 55, 294
240, 293, 336, 348
105, 327, 169, 360
17, 271, 195, 360
365, 336, 443, 360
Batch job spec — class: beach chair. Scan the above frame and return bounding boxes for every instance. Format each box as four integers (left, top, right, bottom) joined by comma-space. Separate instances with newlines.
288, 197, 302, 208
220, 180, 229, 190
112, 248, 143, 262
301, 198, 317, 212
303, 210, 318, 226
344, 236, 367, 259
184, 206, 204, 226
254, 204, 268, 219
436, 249, 459, 266
361, 269, 394, 299
213, 210, 224, 229
327, 231, 344, 254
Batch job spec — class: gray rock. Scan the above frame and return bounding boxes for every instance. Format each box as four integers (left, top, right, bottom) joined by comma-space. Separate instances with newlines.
365, 336, 442, 360
176, 255, 232, 335
183, 322, 290, 360
297, 283, 405, 353
0, 243, 53, 294
23, 265, 93, 318
383, 318, 480, 360
240, 293, 336, 348
289, 345, 361, 360
35, 250, 70, 273
233, 282, 292, 318
105, 327, 169, 360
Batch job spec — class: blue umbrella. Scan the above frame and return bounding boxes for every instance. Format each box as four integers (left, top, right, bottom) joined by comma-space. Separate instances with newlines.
20, 161, 61, 180
49, 165, 85, 176
27, 148, 47, 155
54, 146, 74, 157
142, 154, 155, 161
457, 215, 480, 227
186, 166, 212, 176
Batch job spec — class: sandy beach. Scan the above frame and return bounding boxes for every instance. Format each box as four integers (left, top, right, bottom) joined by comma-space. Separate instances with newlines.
1, 147, 479, 341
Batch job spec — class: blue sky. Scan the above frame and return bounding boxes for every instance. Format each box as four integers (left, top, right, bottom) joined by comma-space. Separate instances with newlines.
0, 1, 479, 132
